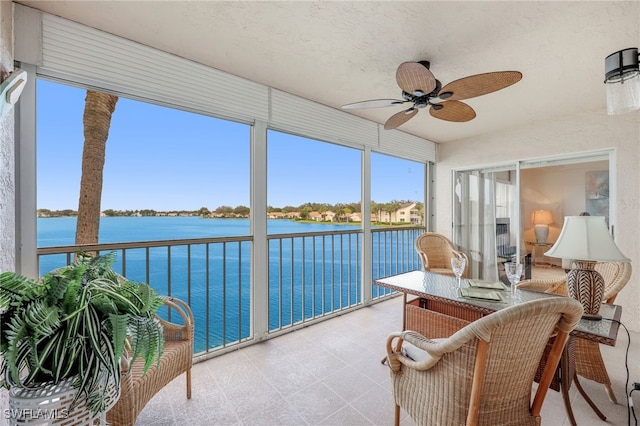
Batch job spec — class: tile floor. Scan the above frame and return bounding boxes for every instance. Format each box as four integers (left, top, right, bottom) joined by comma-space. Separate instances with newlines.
137, 293, 640, 426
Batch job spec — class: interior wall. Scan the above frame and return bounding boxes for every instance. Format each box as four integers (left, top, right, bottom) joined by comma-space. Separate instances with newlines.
436, 111, 640, 332
521, 160, 609, 245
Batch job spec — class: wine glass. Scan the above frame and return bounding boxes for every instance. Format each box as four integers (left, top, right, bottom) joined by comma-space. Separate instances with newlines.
504, 262, 523, 299
450, 256, 466, 287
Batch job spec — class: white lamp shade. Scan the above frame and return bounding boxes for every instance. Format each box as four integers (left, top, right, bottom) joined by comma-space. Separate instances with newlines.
531, 210, 553, 225
545, 216, 629, 261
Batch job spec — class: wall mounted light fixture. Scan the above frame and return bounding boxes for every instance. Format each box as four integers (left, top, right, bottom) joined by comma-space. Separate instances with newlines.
604, 48, 640, 115
0, 69, 27, 120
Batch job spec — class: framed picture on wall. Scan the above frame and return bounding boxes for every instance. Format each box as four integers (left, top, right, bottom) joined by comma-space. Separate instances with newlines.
585, 170, 609, 224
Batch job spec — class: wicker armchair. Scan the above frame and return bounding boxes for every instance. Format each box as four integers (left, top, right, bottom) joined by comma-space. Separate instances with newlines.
107, 297, 194, 426
595, 261, 632, 303
386, 297, 583, 426
518, 261, 631, 403
415, 232, 469, 277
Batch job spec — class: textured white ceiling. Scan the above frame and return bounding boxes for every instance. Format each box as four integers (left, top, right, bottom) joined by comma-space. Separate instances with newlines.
17, 1, 640, 143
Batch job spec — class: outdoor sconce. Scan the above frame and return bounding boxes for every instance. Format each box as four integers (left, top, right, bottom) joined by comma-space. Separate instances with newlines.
604, 48, 640, 115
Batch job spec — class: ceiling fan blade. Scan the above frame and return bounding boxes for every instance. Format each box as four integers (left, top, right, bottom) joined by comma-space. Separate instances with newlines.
384, 108, 418, 130
429, 100, 476, 122
341, 99, 406, 109
396, 62, 437, 97
438, 71, 522, 101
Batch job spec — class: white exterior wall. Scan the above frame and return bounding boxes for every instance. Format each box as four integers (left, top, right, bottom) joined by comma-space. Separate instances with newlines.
436, 112, 640, 331
0, 0, 13, 416
0, 0, 15, 273
392, 203, 415, 223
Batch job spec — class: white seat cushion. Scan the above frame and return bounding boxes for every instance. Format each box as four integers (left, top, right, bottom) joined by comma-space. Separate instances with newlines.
401, 338, 446, 363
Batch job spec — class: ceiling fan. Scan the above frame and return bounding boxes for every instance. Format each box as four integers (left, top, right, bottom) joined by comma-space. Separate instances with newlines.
341, 61, 522, 130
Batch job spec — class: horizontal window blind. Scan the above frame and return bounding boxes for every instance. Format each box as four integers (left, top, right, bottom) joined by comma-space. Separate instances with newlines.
38, 13, 268, 124
378, 129, 437, 163
269, 89, 378, 150
15, 5, 437, 163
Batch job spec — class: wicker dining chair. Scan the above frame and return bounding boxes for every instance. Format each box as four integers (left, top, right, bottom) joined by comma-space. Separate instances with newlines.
518, 260, 632, 403
386, 297, 583, 426
415, 232, 469, 277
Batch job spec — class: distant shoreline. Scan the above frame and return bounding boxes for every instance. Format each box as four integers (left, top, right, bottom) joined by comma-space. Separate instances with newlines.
37, 216, 418, 227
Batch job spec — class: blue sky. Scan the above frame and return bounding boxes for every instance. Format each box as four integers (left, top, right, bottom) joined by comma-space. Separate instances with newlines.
37, 79, 424, 211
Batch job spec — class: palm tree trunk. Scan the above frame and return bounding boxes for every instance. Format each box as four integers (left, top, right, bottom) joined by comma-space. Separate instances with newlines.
75, 91, 118, 246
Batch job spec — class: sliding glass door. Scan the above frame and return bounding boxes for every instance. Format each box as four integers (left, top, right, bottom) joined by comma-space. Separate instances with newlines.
453, 165, 520, 281
452, 150, 614, 281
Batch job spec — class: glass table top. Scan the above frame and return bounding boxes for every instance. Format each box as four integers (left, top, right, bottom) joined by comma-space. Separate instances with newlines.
374, 270, 621, 343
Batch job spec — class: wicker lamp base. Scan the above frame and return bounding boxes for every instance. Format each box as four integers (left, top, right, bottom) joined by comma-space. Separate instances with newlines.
566, 260, 605, 320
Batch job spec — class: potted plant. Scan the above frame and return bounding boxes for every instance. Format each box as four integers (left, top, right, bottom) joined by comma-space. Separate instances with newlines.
0, 252, 165, 420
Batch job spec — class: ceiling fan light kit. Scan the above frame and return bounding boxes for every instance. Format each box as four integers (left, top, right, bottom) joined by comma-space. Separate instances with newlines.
604, 47, 640, 115
342, 60, 522, 130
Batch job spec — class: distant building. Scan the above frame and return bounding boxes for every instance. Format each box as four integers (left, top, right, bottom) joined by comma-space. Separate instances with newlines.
267, 212, 287, 219
393, 203, 415, 223
376, 203, 422, 225
309, 211, 323, 221
323, 211, 336, 222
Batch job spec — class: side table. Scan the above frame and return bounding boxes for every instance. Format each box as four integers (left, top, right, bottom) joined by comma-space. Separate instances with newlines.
525, 241, 555, 266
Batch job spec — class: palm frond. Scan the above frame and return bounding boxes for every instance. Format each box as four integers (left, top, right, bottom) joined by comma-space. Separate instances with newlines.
107, 313, 130, 366
60, 275, 82, 315
24, 300, 61, 336
0, 272, 41, 306
128, 316, 164, 372
43, 273, 71, 305
3, 314, 30, 384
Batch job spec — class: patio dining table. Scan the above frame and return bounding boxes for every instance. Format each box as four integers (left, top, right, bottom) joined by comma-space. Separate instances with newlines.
374, 270, 622, 426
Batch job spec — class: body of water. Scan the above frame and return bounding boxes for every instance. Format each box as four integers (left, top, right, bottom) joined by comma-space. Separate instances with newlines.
38, 216, 359, 247
38, 217, 393, 353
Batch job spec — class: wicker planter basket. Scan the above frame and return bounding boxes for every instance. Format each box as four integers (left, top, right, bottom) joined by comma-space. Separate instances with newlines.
8, 375, 119, 426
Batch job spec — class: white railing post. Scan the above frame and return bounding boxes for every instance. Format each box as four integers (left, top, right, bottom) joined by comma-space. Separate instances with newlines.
251, 120, 269, 341
362, 147, 373, 305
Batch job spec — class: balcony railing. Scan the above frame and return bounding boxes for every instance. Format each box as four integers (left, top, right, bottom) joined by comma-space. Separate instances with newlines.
36, 226, 424, 358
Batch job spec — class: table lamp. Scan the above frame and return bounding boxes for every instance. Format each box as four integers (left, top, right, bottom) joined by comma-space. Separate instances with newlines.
545, 216, 629, 320
531, 210, 553, 243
